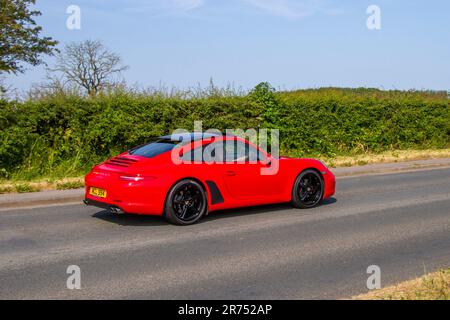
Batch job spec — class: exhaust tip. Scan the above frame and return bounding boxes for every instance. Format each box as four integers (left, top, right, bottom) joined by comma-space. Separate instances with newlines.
109, 206, 125, 215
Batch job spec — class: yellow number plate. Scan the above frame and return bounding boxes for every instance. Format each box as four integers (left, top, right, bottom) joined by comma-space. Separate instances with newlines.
89, 187, 107, 198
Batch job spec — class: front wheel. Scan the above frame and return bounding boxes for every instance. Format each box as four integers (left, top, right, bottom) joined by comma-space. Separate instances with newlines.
291, 169, 324, 209
164, 179, 207, 225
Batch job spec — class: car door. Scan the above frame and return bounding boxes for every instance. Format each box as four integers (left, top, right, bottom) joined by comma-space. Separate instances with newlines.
221, 139, 281, 200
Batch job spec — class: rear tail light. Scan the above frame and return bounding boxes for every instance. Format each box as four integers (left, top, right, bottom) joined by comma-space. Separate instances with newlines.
119, 175, 155, 182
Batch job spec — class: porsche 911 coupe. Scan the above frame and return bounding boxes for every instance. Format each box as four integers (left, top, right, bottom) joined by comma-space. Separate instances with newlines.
84, 133, 335, 225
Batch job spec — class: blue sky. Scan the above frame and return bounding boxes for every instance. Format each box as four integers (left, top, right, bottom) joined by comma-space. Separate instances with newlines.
6, 0, 450, 92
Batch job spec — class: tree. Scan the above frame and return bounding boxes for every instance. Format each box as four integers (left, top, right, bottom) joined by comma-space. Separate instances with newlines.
0, 76, 6, 99
51, 40, 128, 95
27, 72, 81, 100
0, 0, 58, 74
249, 82, 280, 127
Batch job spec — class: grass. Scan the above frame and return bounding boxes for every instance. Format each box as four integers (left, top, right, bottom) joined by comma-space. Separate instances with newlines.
0, 177, 84, 194
56, 180, 85, 190
15, 183, 40, 193
354, 268, 450, 300
323, 148, 450, 168
0, 148, 449, 194
0, 185, 14, 194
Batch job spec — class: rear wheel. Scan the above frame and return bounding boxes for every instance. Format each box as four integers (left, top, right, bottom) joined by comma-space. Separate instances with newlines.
164, 179, 207, 225
291, 169, 324, 209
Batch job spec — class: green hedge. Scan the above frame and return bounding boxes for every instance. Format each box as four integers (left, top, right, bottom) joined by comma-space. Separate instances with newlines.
0, 86, 449, 180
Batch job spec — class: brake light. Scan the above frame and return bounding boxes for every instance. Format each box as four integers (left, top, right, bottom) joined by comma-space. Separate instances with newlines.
119, 175, 155, 182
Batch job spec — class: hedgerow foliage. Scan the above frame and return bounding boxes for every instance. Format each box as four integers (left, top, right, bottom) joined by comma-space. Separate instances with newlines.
0, 85, 449, 179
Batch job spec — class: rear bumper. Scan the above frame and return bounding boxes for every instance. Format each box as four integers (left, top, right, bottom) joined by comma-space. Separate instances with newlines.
84, 172, 167, 215
83, 198, 126, 214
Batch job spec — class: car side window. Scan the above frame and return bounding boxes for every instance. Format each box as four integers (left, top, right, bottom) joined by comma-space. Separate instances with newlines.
180, 140, 267, 164
224, 140, 266, 164
181, 144, 207, 163
181, 143, 219, 163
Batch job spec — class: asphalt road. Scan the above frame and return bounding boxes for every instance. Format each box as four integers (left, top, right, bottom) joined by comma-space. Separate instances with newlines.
1, 168, 449, 299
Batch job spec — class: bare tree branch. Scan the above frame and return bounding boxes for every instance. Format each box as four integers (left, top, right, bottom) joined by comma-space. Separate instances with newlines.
49, 40, 128, 95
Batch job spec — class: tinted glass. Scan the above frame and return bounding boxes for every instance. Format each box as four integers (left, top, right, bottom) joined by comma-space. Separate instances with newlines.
129, 139, 179, 158
227, 141, 261, 163
181, 143, 214, 163
181, 140, 266, 163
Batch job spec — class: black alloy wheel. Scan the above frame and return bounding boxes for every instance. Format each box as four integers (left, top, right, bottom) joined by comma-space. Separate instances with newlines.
291, 169, 324, 209
165, 179, 207, 225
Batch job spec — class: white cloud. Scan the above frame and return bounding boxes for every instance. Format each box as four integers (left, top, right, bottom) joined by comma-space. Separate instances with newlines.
243, 0, 329, 19
165, 0, 205, 12
113, 0, 205, 14
89, 0, 338, 19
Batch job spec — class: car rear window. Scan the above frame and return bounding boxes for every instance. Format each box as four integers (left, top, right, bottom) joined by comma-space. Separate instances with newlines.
128, 139, 179, 158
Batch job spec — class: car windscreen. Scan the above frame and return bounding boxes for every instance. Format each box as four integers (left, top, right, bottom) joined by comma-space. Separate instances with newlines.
128, 139, 180, 158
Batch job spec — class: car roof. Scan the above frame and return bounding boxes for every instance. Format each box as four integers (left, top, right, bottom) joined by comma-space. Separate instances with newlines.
160, 132, 229, 142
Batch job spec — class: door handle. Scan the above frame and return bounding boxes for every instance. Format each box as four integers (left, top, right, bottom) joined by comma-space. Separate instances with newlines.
225, 170, 237, 176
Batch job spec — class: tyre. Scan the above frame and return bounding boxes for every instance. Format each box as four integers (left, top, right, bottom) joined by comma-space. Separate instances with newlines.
164, 179, 207, 225
291, 169, 324, 209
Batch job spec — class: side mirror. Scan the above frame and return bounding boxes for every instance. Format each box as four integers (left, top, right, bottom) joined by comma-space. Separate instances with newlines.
260, 159, 272, 167
259, 157, 271, 166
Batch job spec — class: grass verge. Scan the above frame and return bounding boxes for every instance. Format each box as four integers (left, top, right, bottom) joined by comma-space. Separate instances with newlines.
323, 148, 450, 168
1, 148, 450, 194
354, 268, 450, 300
0, 177, 84, 194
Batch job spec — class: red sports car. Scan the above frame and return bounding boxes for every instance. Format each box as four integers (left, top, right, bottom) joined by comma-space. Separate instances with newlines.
84, 133, 335, 225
